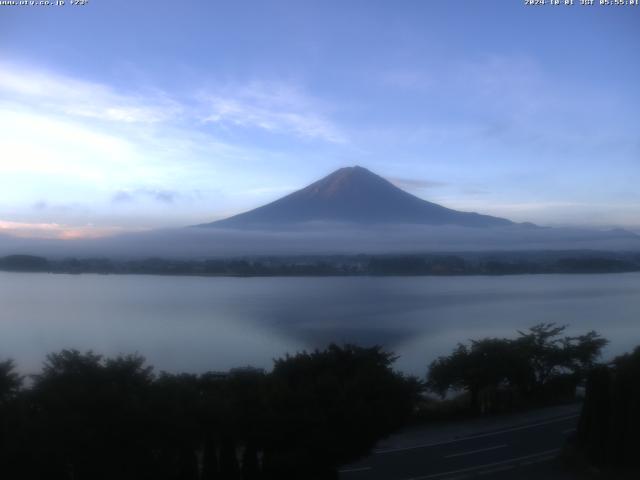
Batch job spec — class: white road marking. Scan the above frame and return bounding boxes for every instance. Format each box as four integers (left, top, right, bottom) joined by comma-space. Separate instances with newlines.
444, 444, 507, 459
375, 414, 579, 454
339, 466, 372, 474
404, 448, 560, 480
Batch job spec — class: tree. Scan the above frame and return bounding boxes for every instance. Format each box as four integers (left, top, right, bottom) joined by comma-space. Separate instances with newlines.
0, 345, 422, 479
427, 339, 523, 412
576, 346, 640, 471
0, 359, 21, 405
26, 350, 158, 480
427, 324, 608, 412
513, 324, 607, 397
263, 344, 421, 479
0, 359, 23, 476
514, 323, 569, 389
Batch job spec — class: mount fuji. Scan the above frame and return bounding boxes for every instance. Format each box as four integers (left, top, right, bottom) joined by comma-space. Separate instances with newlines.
199, 166, 515, 229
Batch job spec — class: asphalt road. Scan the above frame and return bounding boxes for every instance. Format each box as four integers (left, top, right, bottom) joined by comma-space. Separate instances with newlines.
339, 413, 579, 480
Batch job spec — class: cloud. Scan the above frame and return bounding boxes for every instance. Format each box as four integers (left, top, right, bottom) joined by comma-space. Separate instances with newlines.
389, 177, 447, 190
0, 62, 181, 124
31, 201, 82, 212
112, 188, 181, 204
462, 188, 490, 196
0, 220, 136, 239
0, 106, 147, 183
437, 199, 640, 229
111, 191, 135, 203
241, 185, 298, 196
200, 82, 346, 143
0, 61, 343, 144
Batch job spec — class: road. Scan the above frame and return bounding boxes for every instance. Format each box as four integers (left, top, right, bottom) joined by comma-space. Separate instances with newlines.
339, 412, 580, 480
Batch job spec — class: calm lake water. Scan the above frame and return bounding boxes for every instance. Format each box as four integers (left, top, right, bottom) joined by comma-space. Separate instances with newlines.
1, 272, 639, 376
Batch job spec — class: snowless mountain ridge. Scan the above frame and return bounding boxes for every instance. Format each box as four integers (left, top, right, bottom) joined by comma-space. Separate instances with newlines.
199, 166, 515, 228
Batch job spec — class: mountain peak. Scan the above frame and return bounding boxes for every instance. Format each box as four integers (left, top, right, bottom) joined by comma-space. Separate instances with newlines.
199, 166, 514, 228
303, 165, 391, 199
317, 165, 377, 183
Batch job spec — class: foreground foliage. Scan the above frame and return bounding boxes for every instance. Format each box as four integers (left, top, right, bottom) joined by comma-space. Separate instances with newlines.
0, 326, 621, 478
575, 346, 640, 471
0, 345, 420, 480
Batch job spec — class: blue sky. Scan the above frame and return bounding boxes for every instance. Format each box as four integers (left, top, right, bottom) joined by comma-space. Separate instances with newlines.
1, 0, 638, 237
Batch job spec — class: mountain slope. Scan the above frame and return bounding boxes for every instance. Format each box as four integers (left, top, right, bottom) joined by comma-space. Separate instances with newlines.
199, 166, 514, 228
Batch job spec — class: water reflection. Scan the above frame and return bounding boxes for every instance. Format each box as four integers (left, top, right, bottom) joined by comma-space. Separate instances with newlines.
0, 272, 639, 375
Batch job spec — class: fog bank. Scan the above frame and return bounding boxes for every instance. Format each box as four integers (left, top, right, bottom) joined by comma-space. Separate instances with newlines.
1, 223, 639, 259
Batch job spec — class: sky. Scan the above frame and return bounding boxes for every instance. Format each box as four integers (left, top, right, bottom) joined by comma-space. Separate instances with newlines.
1, 0, 638, 238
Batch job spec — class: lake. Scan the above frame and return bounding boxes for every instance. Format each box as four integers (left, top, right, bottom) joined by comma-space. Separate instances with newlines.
1, 272, 639, 376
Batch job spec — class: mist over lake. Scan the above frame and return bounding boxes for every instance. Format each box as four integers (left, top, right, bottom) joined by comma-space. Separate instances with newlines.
1, 271, 638, 376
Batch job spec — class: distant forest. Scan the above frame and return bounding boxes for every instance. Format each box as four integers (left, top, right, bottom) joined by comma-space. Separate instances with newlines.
1, 251, 640, 277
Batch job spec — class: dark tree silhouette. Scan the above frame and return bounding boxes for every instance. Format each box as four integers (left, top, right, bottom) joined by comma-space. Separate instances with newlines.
427, 324, 608, 412
263, 344, 421, 479
0, 359, 21, 405
427, 338, 524, 413
0, 359, 23, 476
576, 346, 640, 472
19, 350, 157, 480
0, 345, 420, 479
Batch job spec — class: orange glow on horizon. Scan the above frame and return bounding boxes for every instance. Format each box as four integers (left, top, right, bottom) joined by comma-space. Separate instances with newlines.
0, 221, 144, 240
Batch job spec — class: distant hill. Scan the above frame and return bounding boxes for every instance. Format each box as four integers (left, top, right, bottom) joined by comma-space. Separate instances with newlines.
198, 166, 514, 228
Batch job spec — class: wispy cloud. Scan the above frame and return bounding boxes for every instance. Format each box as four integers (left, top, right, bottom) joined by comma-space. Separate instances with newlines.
389, 177, 447, 190
0, 61, 343, 144
440, 199, 640, 229
112, 188, 181, 204
0, 62, 182, 124
199, 83, 346, 143
462, 188, 490, 196
31, 201, 81, 212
